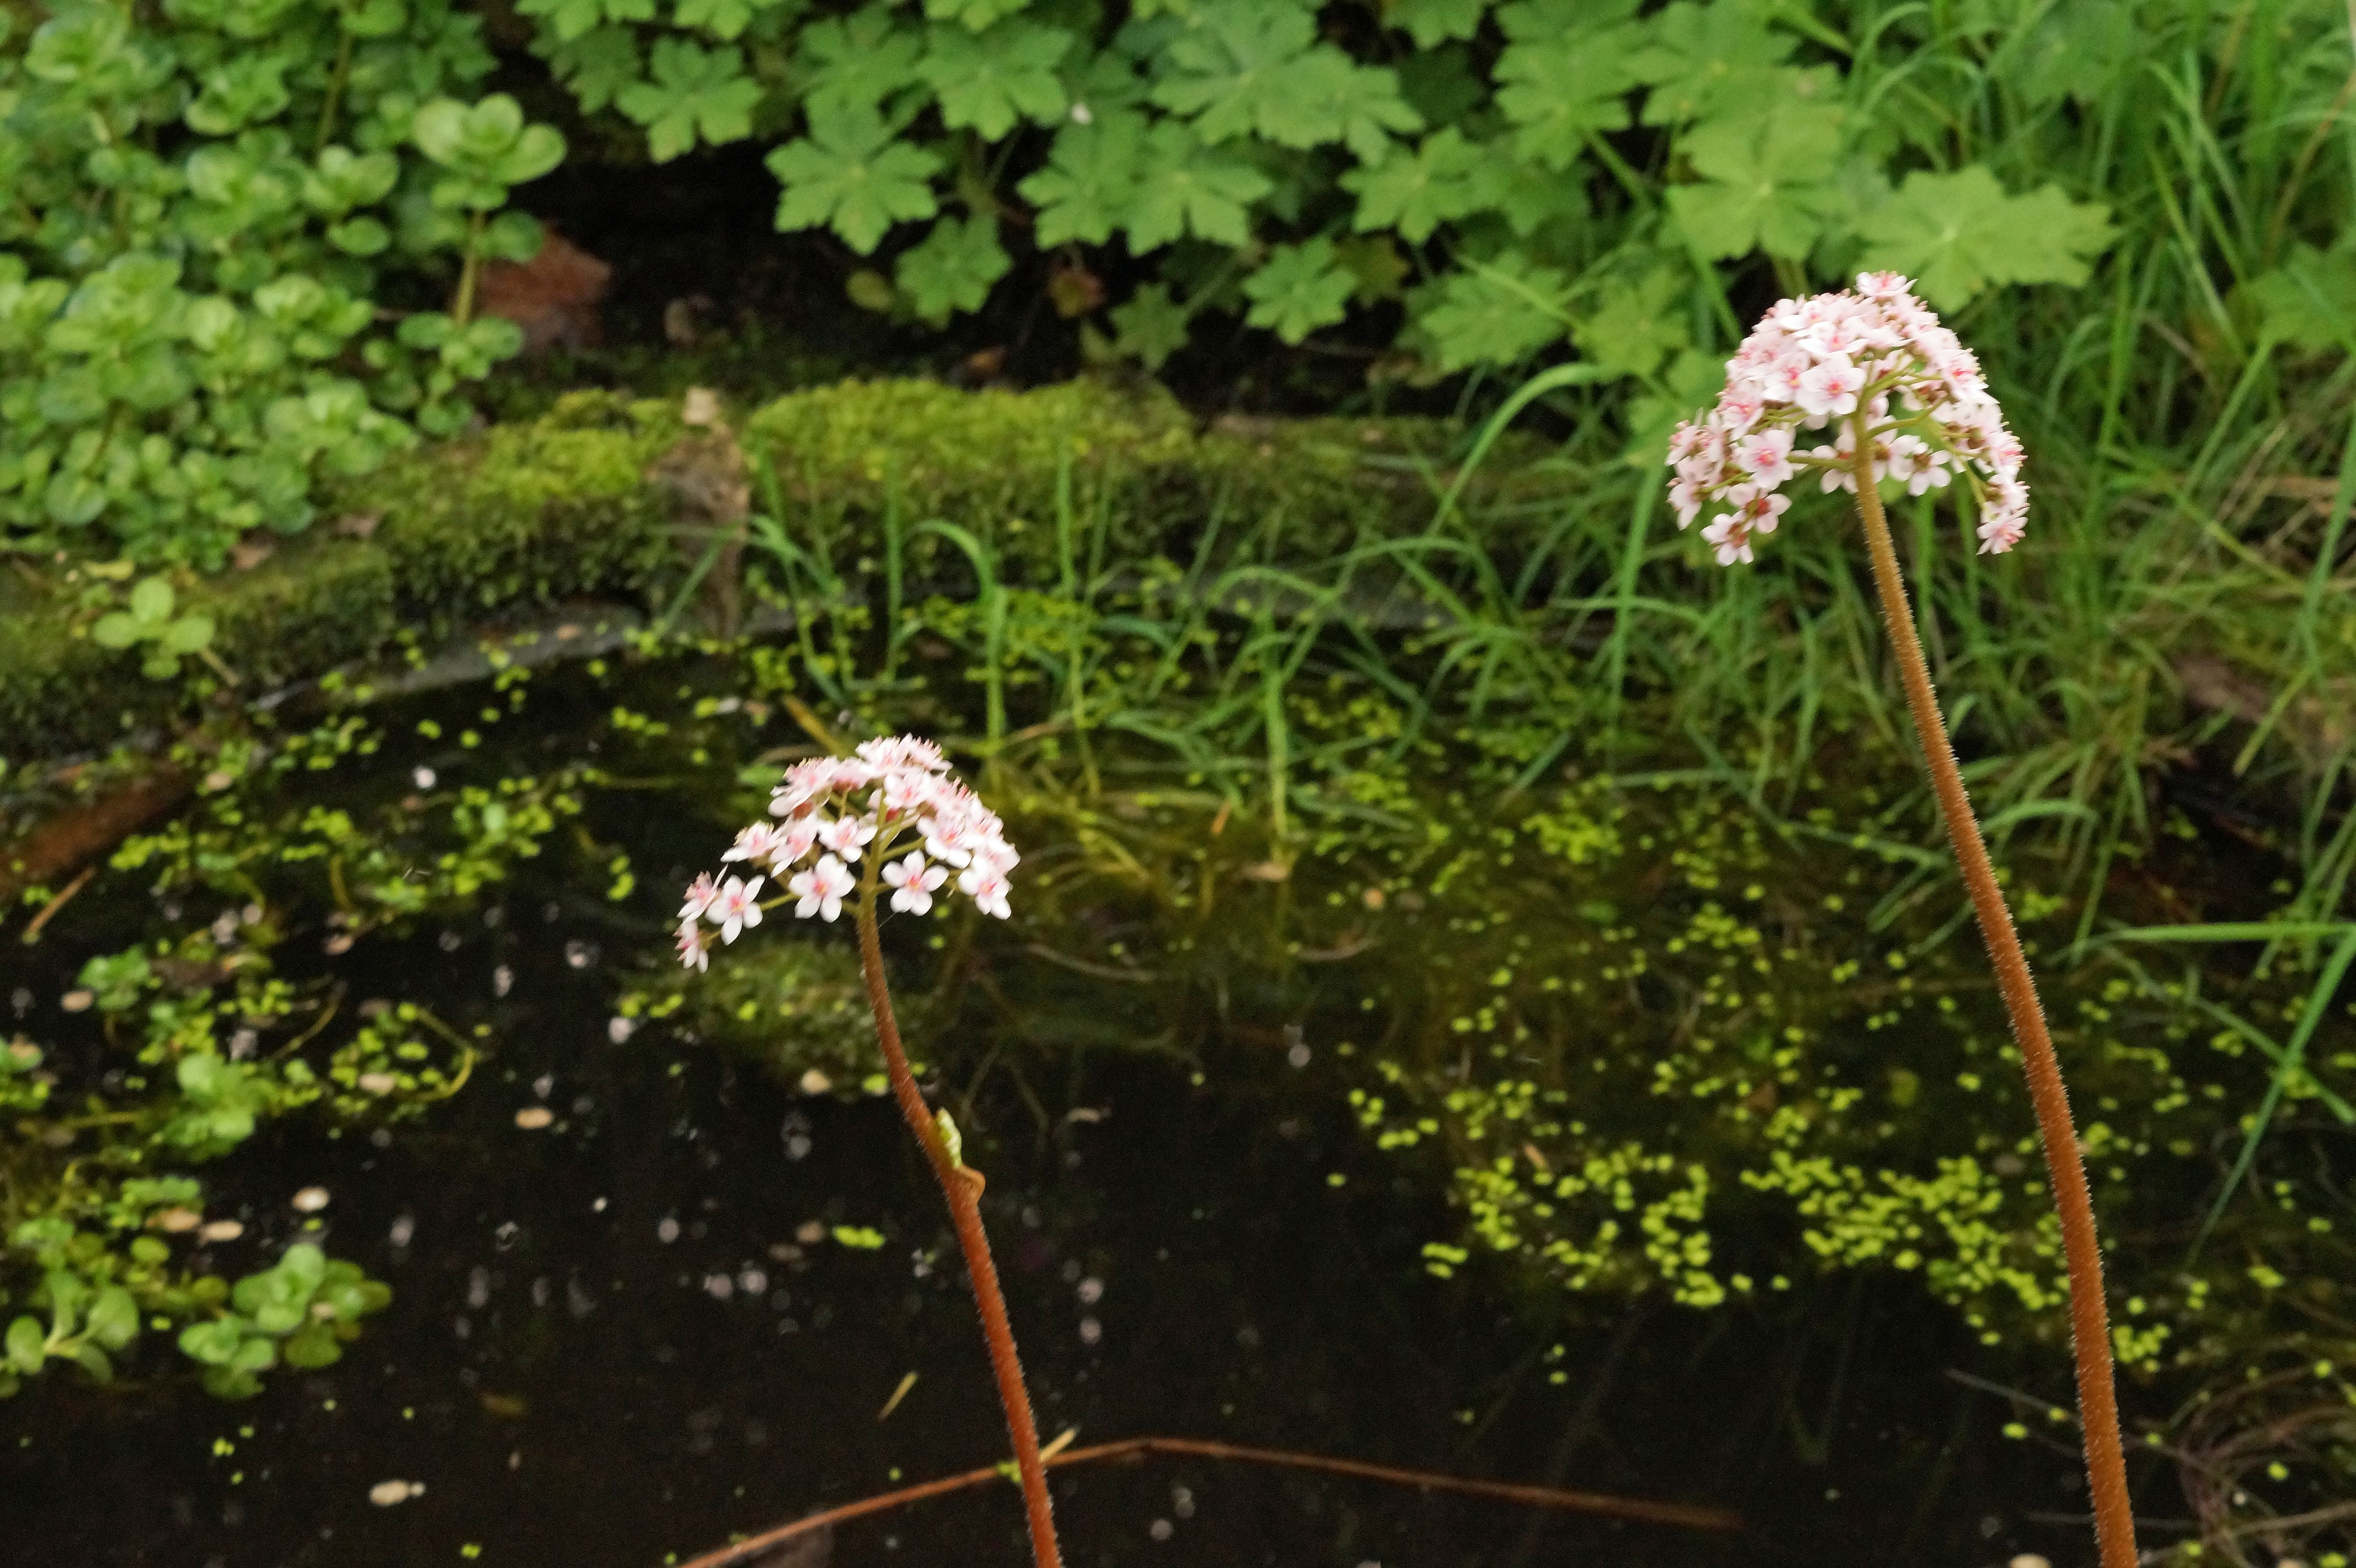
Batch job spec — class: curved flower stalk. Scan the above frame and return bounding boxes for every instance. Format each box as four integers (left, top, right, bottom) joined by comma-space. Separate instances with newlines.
680, 736, 1060, 1568
1666, 276, 2134, 1568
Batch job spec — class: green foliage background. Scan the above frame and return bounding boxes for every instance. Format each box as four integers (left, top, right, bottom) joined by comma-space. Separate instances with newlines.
8, 0, 2356, 570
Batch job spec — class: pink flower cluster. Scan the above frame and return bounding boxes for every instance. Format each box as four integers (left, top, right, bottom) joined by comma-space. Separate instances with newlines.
1665, 272, 2029, 565
675, 735, 1018, 971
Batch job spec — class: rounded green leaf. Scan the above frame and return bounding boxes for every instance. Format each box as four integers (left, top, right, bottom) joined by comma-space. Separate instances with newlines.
177, 1318, 244, 1366
91, 611, 145, 649
85, 1286, 139, 1350
5, 1317, 44, 1375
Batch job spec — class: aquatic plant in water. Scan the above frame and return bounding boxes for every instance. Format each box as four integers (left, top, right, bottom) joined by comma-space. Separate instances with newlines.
678, 736, 1060, 1568
1666, 274, 2131, 1568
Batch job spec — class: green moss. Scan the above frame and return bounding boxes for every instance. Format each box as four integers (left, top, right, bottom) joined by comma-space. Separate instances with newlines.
3, 378, 1568, 762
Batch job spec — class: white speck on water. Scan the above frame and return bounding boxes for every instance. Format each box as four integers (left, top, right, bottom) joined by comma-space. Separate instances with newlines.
228, 1029, 258, 1061
291, 1187, 330, 1214
564, 940, 595, 969
412, 767, 436, 790
241, 903, 263, 926
492, 965, 513, 998
1078, 1277, 1103, 1305
513, 1106, 554, 1130
1285, 1025, 1310, 1069
358, 1071, 397, 1095
494, 1221, 518, 1250
531, 1276, 550, 1308
1149, 1519, 1172, 1542
60, 990, 94, 1014
567, 1277, 597, 1318
572, 1095, 594, 1115
437, 931, 462, 953
389, 1214, 416, 1247
704, 1273, 735, 1300
784, 1133, 813, 1161
738, 1268, 768, 1296
531, 1073, 554, 1100
1078, 1317, 1102, 1346
658, 1217, 682, 1244
608, 1016, 637, 1044
368, 1480, 423, 1507
797, 1069, 831, 1096
1172, 1485, 1194, 1519
593, 1197, 608, 1213
467, 1267, 491, 1309
197, 1220, 244, 1243
212, 910, 241, 944
9, 988, 29, 1016
795, 1220, 827, 1246
2008, 1558, 2053, 1568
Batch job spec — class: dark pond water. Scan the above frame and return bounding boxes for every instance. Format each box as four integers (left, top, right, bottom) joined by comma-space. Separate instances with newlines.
0, 657, 2104, 1568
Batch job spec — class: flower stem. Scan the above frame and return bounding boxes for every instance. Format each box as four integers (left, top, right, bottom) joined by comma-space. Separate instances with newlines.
853, 870, 1062, 1568
1846, 413, 2137, 1568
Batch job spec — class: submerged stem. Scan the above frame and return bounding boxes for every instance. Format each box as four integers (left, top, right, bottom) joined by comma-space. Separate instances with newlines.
1845, 409, 2138, 1568
852, 863, 1062, 1568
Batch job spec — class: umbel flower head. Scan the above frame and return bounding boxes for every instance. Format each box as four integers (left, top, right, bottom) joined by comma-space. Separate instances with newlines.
676, 735, 1018, 971
1665, 272, 2028, 566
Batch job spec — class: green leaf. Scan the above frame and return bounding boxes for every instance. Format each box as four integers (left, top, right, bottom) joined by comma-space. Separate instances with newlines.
91, 612, 145, 650
767, 103, 941, 254
281, 1323, 343, 1369
926, 0, 1029, 25
1855, 165, 2115, 309
548, 27, 643, 114
1149, 0, 1417, 156
1122, 120, 1273, 251
1413, 252, 1571, 370
177, 1318, 245, 1366
129, 575, 175, 624
1241, 237, 1355, 345
67, 1344, 112, 1384
918, 21, 1071, 141
1574, 267, 1693, 379
616, 39, 761, 161
1386, 0, 1489, 47
795, 6, 923, 118
1665, 96, 1846, 261
1017, 111, 1146, 248
159, 615, 215, 656
1631, 0, 1796, 127
4, 1318, 43, 1375
1341, 127, 1486, 244
2244, 244, 2356, 354
85, 1287, 139, 1351
516, 0, 652, 44
1494, 24, 1641, 170
894, 215, 1010, 323
672, 0, 787, 41
1110, 283, 1190, 369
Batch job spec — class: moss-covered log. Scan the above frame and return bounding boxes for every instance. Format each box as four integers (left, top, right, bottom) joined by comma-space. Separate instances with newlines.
0, 377, 1568, 761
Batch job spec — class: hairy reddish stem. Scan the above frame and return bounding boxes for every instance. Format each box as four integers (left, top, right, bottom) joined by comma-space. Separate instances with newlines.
1847, 412, 2137, 1568
853, 868, 1062, 1568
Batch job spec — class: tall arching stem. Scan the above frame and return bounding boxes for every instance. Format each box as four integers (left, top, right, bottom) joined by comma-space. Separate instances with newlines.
1846, 410, 2138, 1568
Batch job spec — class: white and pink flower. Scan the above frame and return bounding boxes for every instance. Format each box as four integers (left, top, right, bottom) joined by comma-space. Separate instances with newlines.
704, 875, 763, 943
1663, 273, 2030, 564
882, 851, 948, 915
788, 855, 855, 923
679, 735, 1021, 967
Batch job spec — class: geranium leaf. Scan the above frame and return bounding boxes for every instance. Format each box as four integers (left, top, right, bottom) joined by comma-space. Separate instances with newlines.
894, 214, 1010, 322
767, 101, 941, 253
918, 21, 1070, 141
616, 38, 761, 161
1241, 237, 1355, 344
1855, 165, 2115, 307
